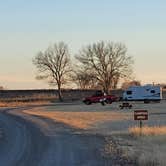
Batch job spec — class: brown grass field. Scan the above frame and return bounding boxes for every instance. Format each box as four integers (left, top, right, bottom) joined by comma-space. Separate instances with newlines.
0, 101, 50, 107
24, 108, 129, 129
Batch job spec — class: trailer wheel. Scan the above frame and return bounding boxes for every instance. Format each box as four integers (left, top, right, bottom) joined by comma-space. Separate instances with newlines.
119, 105, 123, 109
144, 100, 150, 104
129, 105, 132, 109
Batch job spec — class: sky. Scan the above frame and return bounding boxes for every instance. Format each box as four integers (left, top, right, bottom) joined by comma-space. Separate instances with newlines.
0, 0, 166, 89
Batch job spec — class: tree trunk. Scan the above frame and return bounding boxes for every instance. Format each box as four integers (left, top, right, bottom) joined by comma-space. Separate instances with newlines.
103, 81, 110, 94
57, 84, 63, 102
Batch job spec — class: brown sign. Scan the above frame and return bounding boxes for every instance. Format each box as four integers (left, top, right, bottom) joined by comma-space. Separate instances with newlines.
134, 110, 148, 120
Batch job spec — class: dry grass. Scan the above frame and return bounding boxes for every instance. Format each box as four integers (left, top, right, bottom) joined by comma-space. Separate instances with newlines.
24, 109, 129, 129
0, 101, 50, 107
114, 134, 166, 166
0, 94, 56, 107
129, 126, 166, 136
126, 126, 166, 165
0, 94, 56, 101
132, 136, 166, 166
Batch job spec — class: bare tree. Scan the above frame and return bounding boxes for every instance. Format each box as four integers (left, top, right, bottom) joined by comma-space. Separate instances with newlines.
76, 41, 133, 93
72, 69, 100, 89
0, 86, 4, 90
121, 80, 141, 89
33, 42, 71, 101
159, 83, 166, 89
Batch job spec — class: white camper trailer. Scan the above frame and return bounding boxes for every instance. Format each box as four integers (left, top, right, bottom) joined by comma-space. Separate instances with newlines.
123, 85, 162, 103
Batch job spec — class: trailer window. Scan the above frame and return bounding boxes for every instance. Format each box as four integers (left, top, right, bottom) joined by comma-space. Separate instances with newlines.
126, 91, 132, 95
151, 90, 155, 93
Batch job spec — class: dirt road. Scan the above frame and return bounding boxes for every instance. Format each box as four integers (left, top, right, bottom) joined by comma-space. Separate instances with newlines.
0, 107, 126, 166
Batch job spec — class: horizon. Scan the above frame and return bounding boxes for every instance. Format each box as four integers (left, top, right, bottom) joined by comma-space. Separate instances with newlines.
0, 0, 166, 89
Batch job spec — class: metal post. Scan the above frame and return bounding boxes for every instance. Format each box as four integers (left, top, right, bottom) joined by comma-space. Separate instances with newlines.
140, 120, 143, 136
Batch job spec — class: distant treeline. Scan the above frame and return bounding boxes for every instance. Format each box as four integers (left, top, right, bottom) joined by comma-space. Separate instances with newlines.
0, 89, 165, 102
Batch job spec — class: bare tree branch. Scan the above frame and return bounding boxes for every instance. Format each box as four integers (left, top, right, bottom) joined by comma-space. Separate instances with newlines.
33, 42, 71, 101
75, 41, 134, 93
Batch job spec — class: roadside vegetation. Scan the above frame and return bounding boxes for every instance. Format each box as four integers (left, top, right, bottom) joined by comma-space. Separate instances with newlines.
117, 126, 166, 166
0, 101, 50, 107
129, 125, 166, 136
0, 94, 55, 107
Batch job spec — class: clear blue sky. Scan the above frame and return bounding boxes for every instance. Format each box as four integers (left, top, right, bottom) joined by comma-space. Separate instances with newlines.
0, 0, 166, 89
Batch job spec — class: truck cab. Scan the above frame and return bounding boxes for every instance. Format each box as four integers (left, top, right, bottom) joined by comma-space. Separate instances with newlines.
83, 90, 118, 105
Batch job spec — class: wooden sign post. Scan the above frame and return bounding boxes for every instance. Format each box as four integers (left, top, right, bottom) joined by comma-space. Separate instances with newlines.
134, 110, 148, 136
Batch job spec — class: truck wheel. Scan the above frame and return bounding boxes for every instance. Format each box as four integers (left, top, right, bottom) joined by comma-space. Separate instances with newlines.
106, 99, 112, 104
84, 100, 91, 105
101, 101, 105, 106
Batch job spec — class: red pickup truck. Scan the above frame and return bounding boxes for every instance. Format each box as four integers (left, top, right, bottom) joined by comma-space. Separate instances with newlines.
83, 91, 118, 105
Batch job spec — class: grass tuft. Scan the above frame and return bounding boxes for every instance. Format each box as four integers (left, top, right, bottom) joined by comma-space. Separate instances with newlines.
129, 126, 166, 136
0, 101, 50, 107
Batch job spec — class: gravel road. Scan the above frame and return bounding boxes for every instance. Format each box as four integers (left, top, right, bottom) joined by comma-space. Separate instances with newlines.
0, 107, 127, 166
